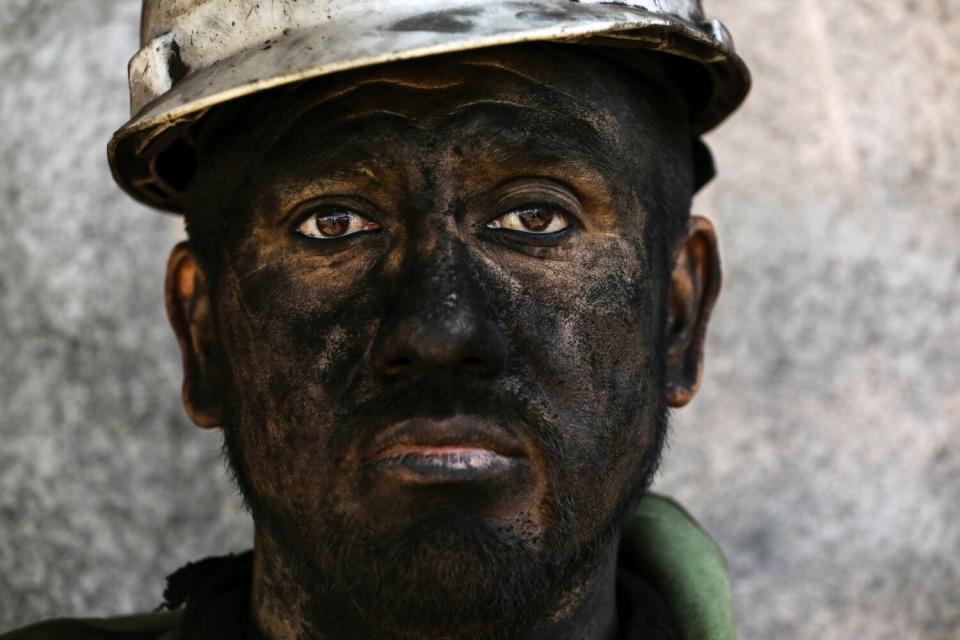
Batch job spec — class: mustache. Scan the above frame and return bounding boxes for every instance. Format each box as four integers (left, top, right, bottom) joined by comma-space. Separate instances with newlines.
326, 374, 577, 546
327, 376, 564, 463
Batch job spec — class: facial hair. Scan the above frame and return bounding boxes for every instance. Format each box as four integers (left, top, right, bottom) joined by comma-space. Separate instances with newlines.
221, 373, 669, 640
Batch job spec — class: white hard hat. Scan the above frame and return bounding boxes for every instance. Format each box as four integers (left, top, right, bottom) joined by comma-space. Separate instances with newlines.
108, 0, 750, 213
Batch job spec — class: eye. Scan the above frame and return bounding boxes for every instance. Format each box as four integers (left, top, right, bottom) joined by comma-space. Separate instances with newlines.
486, 206, 571, 234
296, 208, 381, 239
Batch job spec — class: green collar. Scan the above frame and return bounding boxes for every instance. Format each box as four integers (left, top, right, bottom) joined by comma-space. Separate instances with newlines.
621, 495, 738, 640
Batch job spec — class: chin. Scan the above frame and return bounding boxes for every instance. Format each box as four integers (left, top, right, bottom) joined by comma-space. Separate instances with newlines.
258, 501, 567, 637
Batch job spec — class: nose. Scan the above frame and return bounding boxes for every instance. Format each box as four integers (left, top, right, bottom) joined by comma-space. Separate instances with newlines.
372, 241, 507, 379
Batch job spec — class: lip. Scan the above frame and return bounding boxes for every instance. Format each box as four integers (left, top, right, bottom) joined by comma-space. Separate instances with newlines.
363, 415, 527, 483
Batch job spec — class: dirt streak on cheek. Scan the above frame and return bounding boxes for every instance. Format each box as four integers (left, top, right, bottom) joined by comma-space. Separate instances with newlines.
217, 257, 349, 505
480, 233, 651, 368
479, 233, 658, 526
233, 243, 376, 315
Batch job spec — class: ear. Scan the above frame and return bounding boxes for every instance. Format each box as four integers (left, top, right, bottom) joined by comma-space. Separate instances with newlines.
665, 216, 722, 408
165, 242, 223, 428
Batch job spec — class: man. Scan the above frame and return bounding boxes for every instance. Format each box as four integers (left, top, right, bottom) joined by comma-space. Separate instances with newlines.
4, 1, 749, 638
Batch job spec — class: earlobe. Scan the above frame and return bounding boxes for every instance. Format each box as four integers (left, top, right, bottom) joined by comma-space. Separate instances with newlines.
664, 216, 721, 408
165, 242, 223, 428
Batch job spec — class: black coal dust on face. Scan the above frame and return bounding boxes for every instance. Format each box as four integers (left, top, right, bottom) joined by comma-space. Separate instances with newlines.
190, 43, 694, 640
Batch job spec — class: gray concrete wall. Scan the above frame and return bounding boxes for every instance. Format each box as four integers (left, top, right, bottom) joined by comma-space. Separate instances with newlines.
1, 1, 957, 637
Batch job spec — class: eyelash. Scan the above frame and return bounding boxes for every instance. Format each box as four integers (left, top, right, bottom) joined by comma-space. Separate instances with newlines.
295, 208, 381, 240
291, 202, 578, 241
486, 205, 573, 234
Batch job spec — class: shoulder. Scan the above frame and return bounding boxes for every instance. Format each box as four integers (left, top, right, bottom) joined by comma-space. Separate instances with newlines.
0, 610, 182, 640
622, 494, 737, 640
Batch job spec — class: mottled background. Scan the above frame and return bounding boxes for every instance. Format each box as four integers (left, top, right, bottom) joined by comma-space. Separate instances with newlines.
1, 0, 957, 637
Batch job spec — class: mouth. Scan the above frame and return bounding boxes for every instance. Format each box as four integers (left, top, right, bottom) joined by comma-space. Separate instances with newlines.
363, 415, 528, 484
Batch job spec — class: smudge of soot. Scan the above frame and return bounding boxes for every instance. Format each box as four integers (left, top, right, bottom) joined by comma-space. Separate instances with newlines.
166, 40, 191, 85
389, 8, 482, 34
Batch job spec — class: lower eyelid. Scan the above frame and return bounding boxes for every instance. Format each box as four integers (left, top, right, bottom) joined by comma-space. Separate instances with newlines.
487, 227, 575, 250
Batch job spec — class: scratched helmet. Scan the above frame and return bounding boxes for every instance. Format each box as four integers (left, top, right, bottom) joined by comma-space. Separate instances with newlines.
108, 0, 750, 212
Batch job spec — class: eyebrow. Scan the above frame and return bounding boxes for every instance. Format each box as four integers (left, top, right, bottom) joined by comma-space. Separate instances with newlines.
259, 102, 621, 194
263, 109, 425, 161
437, 100, 621, 173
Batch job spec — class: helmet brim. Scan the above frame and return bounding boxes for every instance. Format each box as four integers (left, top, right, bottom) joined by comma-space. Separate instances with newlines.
108, 3, 750, 213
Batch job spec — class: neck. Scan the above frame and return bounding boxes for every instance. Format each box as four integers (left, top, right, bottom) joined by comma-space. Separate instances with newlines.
250, 527, 622, 640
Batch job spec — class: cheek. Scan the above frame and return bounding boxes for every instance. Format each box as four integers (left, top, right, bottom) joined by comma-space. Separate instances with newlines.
479, 236, 664, 512
215, 250, 382, 508
487, 235, 659, 403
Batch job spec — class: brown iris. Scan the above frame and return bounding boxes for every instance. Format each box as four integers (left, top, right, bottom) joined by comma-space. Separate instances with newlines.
516, 207, 555, 231
316, 212, 351, 237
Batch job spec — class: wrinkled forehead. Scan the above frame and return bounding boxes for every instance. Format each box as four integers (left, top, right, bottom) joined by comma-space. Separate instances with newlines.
188, 44, 693, 218
202, 44, 681, 162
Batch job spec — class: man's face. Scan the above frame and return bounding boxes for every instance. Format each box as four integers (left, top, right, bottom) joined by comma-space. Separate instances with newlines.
182, 45, 695, 635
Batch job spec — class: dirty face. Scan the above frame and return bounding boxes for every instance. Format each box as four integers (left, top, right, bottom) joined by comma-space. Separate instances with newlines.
176, 44, 698, 637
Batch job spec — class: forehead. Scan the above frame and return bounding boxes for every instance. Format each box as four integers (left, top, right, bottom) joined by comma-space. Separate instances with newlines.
191, 44, 691, 221
232, 45, 680, 173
